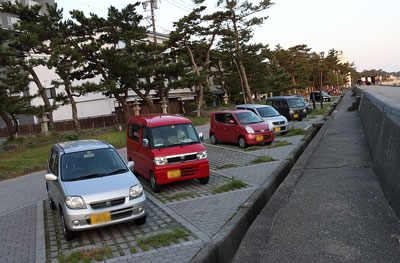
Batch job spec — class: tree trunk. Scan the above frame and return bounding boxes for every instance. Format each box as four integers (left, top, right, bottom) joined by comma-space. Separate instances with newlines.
0, 111, 17, 140
233, 57, 247, 104
133, 87, 157, 113
65, 87, 81, 133
230, 6, 254, 104
185, 43, 203, 117
28, 67, 55, 129
114, 92, 131, 123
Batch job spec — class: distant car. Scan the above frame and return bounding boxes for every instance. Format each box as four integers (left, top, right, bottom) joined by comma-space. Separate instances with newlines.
266, 96, 307, 121
310, 91, 331, 102
235, 104, 288, 135
293, 95, 311, 113
45, 140, 147, 241
209, 110, 274, 148
328, 89, 340, 95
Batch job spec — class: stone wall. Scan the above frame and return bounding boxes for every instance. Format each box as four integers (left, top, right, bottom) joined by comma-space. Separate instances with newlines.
358, 88, 400, 217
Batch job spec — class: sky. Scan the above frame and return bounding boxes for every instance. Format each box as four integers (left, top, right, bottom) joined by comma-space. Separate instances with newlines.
55, 0, 400, 73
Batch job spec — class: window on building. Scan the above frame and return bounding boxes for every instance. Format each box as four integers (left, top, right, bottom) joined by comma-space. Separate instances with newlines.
46, 88, 56, 99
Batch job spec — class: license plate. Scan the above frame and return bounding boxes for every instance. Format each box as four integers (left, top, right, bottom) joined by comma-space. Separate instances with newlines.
168, 169, 181, 179
274, 127, 281, 132
90, 212, 111, 225
256, 135, 263, 141
294, 114, 299, 118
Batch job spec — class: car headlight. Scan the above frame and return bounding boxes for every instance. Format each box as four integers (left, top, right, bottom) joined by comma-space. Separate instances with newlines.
154, 156, 168, 165
303, 109, 306, 113
289, 110, 294, 114
65, 196, 86, 209
245, 126, 254, 133
196, 151, 207, 160
129, 184, 143, 199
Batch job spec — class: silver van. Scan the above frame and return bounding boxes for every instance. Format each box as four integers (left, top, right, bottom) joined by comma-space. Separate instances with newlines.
45, 140, 147, 240
235, 104, 289, 135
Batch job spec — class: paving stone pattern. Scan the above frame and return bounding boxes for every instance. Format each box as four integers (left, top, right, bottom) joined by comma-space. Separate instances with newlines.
168, 187, 256, 238
44, 199, 198, 263
204, 144, 258, 170
0, 204, 36, 263
138, 172, 236, 204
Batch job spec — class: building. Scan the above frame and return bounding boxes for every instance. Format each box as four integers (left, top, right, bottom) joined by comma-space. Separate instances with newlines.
337, 51, 352, 87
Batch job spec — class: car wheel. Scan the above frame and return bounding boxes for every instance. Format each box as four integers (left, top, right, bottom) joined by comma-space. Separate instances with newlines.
60, 211, 75, 241
280, 132, 287, 136
238, 136, 247, 149
210, 133, 217, 145
150, 171, 161, 193
134, 215, 147, 225
49, 197, 56, 211
297, 118, 302, 121
199, 177, 209, 184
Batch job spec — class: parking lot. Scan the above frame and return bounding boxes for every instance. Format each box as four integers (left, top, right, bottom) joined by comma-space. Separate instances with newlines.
40, 111, 326, 263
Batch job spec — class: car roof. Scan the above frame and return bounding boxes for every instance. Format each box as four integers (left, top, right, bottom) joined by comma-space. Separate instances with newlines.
212, 109, 250, 115
128, 114, 192, 127
55, 140, 112, 154
267, 96, 299, 100
236, 104, 274, 109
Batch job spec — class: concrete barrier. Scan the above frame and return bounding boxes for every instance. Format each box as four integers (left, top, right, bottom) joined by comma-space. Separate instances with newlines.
357, 87, 400, 217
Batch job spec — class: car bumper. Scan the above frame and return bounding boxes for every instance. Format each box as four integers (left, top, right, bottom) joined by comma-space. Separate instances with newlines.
269, 123, 289, 134
245, 132, 274, 145
154, 159, 209, 185
290, 112, 307, 120
63, 195, 147, 231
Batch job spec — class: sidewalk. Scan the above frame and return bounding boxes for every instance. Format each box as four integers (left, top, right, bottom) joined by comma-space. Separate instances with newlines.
233, 91, 400, 262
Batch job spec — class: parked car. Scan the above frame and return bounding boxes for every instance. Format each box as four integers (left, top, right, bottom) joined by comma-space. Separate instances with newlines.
235, 104, 288, 135
209, 110, 274, 148
327, 89, 340, 95
45, 140, 147, 241
127, 114, 209, 193
266, 96, 307, 121
293, 95, 311, 113
310, 91, 331, 102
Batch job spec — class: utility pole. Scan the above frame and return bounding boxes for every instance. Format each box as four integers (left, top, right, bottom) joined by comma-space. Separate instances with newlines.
143, 0, 158, 44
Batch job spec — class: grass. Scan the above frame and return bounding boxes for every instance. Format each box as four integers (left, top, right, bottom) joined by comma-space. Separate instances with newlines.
307, 104, 330, 118
57, 247, 112, 263
269, 140, 292, 148
281, 127, 307, 137
0, 128, 126, 180
216, 163, 238, 169
165, 191, 195, 201
212, 177, 246, 194
136, 228, 189, 251
250, 156, 277, 164
186, 116, 210, 126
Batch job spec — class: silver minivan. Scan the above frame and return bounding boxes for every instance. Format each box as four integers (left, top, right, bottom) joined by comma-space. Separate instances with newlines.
236, 104, 289, 135
45, 140, 147, 240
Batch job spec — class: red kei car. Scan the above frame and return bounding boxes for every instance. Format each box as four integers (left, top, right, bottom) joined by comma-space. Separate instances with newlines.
209, 110, 274, 148
127, 114, 209, 192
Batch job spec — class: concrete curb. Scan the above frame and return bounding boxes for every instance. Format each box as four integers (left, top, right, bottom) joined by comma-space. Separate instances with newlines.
190, 97, 342, 263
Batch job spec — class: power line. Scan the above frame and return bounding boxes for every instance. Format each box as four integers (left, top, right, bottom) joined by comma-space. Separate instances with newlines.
170, 0, 195, 11
163, 0, 192, 13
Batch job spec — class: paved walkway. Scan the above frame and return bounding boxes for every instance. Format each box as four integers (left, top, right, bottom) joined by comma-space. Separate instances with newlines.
233, 91, 400, 262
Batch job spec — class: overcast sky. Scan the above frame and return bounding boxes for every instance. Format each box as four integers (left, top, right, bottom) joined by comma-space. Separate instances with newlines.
56, 0, 400, 73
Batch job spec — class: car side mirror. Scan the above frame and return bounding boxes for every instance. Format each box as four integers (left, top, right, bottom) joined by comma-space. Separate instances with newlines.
127, 161, 135, 171
142, 138, 149, 148
44, 173, 57, 181
198, 132, 203, 142
229, 120, 235, 124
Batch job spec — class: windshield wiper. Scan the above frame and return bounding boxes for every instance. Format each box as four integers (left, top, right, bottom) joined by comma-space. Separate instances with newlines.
79, 173, 107, 180
105, 169, 128, 175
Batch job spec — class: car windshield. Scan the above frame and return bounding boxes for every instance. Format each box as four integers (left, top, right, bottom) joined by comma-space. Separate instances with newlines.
61, 148, 128, 181
322, 91, 329, 96
236, 112, 262, 125
288, 98, 305, 108
256, 107, 280, 117
150, 123, 199, 149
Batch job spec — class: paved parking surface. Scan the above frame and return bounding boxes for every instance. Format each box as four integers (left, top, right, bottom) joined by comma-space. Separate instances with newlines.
0, 104, 332, 263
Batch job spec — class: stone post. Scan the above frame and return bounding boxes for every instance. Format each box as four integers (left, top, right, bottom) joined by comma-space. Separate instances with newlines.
133, 100, 141, 116
39, 115, 49, 135
161, 98, 168, 114
223, 94, 229, 105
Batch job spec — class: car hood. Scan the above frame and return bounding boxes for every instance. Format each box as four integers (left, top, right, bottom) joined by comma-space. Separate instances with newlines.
262, 115, 287, 122
246, 122, 270, 130
62, 172, 140, 203
152, 143, 206, 157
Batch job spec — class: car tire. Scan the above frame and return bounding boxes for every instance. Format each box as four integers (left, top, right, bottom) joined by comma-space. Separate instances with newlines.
49, 197, 57, 211
150, 171, 161, 193
210, 134, 217, 145
134, 215, 147, 225
280, 132, 287, 136
60, 210, 75, 241
199, 177, 209, 184
297, 118, 302, 121
238, 136, 247, 149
